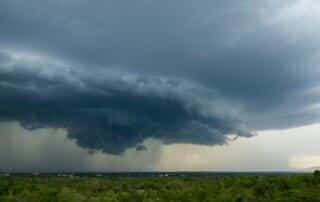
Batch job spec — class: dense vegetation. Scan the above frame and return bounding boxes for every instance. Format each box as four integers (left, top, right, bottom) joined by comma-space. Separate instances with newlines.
1, 172, 320, 202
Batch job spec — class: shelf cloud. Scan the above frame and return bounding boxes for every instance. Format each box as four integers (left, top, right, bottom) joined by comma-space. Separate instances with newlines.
1, 0, 320, 154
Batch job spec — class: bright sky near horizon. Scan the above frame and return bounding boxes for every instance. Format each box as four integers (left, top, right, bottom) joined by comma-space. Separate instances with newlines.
1, 122, 320, 172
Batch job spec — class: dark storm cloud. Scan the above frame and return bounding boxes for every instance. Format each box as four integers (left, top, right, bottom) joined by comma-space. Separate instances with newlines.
0, 51, 252, 154
0, 0, 320, 154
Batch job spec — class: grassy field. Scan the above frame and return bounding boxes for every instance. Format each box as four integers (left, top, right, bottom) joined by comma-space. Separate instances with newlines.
0, 172, 320, 202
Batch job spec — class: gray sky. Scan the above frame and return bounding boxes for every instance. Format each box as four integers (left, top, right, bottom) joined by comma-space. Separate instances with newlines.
0, 0, 320, 171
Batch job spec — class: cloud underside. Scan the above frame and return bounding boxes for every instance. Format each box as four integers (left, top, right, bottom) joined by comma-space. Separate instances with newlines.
0, 51, 253, 154
1, 0, 320, 154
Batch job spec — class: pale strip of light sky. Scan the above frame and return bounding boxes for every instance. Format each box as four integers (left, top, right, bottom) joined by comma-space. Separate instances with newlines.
0, 121, 319, 172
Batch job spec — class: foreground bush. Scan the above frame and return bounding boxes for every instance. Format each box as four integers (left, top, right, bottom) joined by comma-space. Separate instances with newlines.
0, 174, 320, 202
